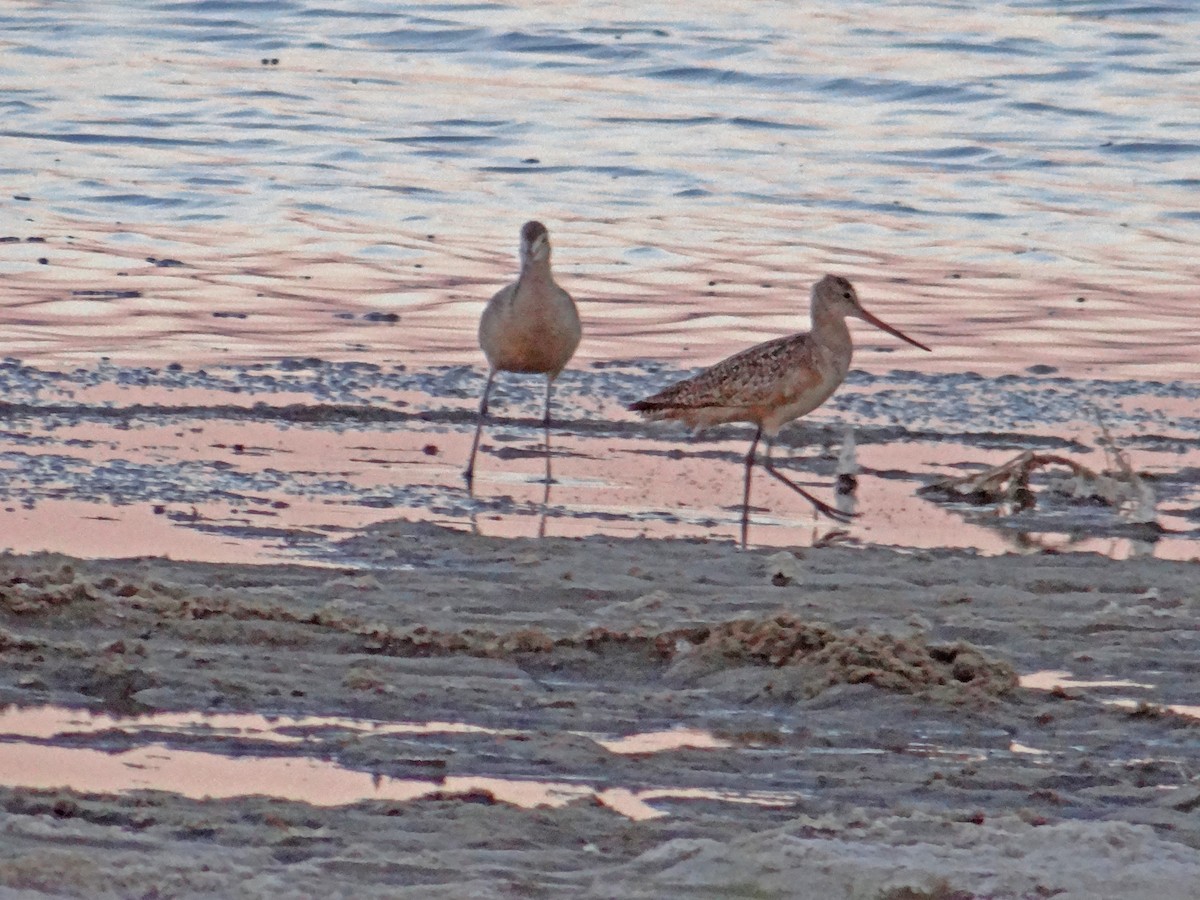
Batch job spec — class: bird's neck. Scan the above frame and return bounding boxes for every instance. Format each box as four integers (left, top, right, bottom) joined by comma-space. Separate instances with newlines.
811, 304, 853, 356
518, 258, 556, 294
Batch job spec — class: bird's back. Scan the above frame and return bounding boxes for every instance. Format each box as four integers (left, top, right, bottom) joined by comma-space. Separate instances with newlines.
630, 330, 849, 433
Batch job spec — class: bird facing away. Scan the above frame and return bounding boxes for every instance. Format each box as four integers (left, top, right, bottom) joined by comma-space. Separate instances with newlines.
629, 274, 931, 546
464, 220, 582, 491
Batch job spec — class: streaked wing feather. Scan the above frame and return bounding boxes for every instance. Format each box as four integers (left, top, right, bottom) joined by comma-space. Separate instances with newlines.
636, 333, 817, 409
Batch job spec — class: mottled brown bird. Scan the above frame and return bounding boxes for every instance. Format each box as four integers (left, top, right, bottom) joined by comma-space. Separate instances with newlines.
465, 221, 582, 490
629, 274, 931, 545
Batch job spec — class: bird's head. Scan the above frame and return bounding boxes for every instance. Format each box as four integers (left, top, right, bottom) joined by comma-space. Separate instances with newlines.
814, 274, 931, 352
519, 220, 551, 266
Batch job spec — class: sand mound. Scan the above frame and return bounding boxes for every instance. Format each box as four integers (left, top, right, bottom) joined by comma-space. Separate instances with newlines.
359, 613, 1016, 704
667, 615, 1018, 700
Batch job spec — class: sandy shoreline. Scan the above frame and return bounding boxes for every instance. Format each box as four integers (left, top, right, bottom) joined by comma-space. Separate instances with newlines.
2, 520, 1199, 897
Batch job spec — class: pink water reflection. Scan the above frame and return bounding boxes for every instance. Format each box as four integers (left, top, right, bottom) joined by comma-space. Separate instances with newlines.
1021, 671, 1200, 721
0, 501, 280, 566
597, 729, 731, 755
0, 739, 804, 820
0, 705, 792, 820
1020, 671, 1155, 692
0, 706, 503, 743
3, 398, 1197, 563
4, 215, 1199, 380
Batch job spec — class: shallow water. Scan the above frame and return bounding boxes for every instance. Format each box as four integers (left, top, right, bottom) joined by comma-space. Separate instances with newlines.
2, 678, 1191, 817
0, 359, 1197, 562
0, 705, 774, 819
0, 702, 1094, 819
2, 2, 1199, 561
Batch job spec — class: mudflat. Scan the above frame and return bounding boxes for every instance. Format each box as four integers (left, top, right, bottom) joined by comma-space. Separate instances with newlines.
2, 520, 1198, 898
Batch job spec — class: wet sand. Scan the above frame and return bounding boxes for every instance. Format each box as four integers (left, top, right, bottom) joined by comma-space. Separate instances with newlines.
2, 358, 1198, 564
2, 519, 1199, 897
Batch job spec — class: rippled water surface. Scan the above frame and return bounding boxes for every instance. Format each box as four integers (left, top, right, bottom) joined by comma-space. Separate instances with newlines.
3, 0, 1198, 373
1, 1, 1198, 560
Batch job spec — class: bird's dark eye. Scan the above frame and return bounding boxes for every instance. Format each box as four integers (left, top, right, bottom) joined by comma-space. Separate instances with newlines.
842, 291, 851, 299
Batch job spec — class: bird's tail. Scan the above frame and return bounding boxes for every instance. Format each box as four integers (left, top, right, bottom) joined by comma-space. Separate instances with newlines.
628, 398, 680, 423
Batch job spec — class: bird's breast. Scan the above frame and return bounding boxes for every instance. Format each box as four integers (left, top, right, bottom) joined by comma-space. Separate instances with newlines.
480, 288, 581, 375
761, 345, 849, 433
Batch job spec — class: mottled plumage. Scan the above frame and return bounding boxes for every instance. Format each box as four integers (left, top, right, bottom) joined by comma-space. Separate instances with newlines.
630, 329, 845, 433
465, 221, 582, 490
630, 274, 930, 545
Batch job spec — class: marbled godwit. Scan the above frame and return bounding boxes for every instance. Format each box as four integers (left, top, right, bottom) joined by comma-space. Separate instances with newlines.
464, 221, 582, 491
629, 274, 931, 546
